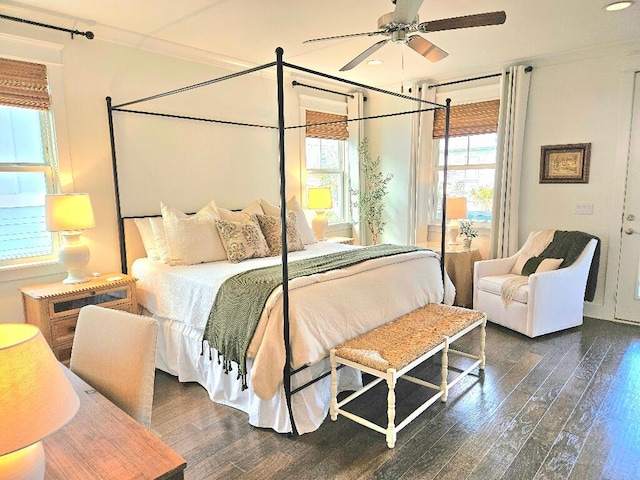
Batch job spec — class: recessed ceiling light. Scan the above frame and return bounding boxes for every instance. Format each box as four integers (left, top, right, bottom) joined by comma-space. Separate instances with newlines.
604, 1, 634, 11
368, 59, 383, 65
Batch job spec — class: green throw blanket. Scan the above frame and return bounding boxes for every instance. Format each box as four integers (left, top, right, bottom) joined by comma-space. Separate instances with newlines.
202, 244, 425, 389
538, 230, 600, 301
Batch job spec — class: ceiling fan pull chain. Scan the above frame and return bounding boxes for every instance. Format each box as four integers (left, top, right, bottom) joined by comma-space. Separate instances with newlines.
401, 43, 405, 93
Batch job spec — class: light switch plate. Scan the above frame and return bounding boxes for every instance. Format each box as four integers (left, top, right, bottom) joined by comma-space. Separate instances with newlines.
575, 203, 594, 215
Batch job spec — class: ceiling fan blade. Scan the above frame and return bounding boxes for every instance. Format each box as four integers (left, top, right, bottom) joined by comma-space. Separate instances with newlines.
304, 31, 383, 43
407, 35, 448, 62
339, 39, 389, 71
393, 0, 424, 24
418, 11, 506, 33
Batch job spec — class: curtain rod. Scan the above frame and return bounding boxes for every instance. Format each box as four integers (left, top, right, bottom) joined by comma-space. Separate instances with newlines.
427, 66, 532, 89
0, 14, 94, 39
292, 81, 357, 99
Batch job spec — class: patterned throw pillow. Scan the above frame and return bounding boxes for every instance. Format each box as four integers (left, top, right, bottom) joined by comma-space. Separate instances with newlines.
260, 196, 316, 245
256, 212, 305, 256
215, 215, 270, 263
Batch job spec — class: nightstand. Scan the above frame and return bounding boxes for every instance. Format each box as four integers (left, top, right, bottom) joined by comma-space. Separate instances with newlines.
325, 236, 355, 245
418, 242, 482, 308
19, 274, 138, 366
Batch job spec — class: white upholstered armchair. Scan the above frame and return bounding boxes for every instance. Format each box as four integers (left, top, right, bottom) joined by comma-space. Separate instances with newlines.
473, 232, 598, 338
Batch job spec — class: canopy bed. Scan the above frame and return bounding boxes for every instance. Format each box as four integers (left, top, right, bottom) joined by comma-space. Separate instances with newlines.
106, 48, 453, 435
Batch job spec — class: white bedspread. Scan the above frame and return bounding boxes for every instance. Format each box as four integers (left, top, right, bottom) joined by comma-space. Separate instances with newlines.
133, 242, 455, 432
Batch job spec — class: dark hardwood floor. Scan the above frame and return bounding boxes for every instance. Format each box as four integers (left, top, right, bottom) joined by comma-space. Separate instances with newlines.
151, 317, 640, 479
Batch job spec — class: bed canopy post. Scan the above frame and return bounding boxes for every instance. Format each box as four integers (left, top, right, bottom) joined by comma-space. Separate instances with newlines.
275, 47, 297, 436
106, 96, 128, 274
440, 98, 452, 292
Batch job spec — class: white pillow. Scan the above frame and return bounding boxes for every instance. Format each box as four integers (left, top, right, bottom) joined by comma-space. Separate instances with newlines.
161, 201, 227, 265
515, 256, 564, 276
260, 196, 316, 245
215, 199, 264, 222
149, 216, 171, 264
133, 218, 160, 261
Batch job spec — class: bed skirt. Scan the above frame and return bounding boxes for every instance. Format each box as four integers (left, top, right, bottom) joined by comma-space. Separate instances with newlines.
152, 312, 363, 434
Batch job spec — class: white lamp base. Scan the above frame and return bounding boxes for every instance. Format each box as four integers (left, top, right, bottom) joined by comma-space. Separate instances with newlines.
0, 442, 45, 480
59, 232, 90, 284
311, 211, 328, 241
447, 220, 460, 245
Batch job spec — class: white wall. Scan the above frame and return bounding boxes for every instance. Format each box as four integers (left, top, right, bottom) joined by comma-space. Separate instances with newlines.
0, 23, 309, 323
519, 52, 639, 320
1, 20, 637, 324
364, 92, 413, 245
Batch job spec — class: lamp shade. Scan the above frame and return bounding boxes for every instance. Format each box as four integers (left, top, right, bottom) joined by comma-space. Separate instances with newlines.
445, 197, 468, 220
308, 187, 333, 210
45, 193, 95, 232
0, 324, 79, 457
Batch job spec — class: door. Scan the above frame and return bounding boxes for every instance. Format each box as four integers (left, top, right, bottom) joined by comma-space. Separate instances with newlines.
615, 72, 640, 322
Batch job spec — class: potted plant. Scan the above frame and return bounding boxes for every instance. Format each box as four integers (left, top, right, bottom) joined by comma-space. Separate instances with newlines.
351, 138, 393, 245
458, 219, 478, 248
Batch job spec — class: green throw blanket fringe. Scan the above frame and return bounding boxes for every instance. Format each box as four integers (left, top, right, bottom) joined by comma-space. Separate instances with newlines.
201, 244, 426, 389
538, 230, 600, 301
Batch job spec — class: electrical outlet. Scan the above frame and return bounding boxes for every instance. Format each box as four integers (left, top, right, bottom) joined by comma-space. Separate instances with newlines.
574, 203, 594, 215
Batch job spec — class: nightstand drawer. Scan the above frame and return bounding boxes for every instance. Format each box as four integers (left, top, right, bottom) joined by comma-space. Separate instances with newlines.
51, 316, 78, 346
54, 342, 73, 366
48, 285, 133, 319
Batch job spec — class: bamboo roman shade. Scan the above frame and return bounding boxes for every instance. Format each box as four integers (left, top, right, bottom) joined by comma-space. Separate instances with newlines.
0, 58, 51, 110
433, 99, 500, 138
306, 110, 348, 141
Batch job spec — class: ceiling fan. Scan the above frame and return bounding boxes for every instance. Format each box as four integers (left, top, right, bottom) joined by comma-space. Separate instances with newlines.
303, 0, 506, 71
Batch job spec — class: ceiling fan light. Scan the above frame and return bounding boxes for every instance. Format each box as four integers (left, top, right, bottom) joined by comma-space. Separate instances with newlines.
368, 59, 383, 65
604, 1, 634, 11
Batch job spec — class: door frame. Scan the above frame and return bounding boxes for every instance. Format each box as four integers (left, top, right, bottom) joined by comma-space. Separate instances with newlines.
585, 55, 640, 322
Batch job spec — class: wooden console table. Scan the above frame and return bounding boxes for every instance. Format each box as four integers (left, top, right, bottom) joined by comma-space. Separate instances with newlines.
419, 242, 482, 308
44, 367, 186, 479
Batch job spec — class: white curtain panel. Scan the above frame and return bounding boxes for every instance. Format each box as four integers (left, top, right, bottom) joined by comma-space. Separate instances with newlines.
410, 83, 437, 245
347, 92, 365, 244
491, 65, 532, 258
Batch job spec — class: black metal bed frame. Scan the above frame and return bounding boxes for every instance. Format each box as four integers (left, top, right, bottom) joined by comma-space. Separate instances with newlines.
106, 47, 451, 435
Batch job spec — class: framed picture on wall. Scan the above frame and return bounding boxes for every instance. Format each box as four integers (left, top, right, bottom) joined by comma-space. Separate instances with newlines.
539, 143, 591, 184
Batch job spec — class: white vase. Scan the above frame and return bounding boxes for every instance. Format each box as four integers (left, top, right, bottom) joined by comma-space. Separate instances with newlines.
463, 238, 472, 248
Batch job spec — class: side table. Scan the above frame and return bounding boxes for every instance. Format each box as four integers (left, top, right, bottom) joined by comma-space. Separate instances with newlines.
419, 242, 482, 308
19, 274, 138, 366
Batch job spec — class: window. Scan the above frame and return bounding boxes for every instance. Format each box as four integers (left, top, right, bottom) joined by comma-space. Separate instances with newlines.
434, 133, 497, 222
431, 99, 500, 223
304, 109, 349, 223
0, 58, 59, 266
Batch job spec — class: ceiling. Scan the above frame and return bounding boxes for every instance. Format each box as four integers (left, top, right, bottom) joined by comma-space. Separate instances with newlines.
2, 0, 640, 87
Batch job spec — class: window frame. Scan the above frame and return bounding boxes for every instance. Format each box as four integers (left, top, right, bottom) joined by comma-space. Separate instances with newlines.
427, 83, 501, 230
430, 133, 498, 227
298, 95, 352, 230
0, 110, 58, 266
0, 35, 73, 280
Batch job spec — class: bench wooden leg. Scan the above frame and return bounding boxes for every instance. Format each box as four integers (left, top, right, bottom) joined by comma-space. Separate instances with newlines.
441, 336, 450, 402
330, 349, 338, 421
480, 316, 487, 370
386, 370, 397, 448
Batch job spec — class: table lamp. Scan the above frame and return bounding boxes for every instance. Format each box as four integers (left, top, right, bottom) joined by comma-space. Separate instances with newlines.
445, 197, 467, 245
308, 187, 333, 241
45, 193, 95, 284
0, 324, 79, 480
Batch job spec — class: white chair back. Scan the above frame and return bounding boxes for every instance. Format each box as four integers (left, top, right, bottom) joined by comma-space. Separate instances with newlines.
70, 305, 158, 428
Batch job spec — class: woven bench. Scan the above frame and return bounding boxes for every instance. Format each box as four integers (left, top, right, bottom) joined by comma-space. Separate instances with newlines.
329, 303, 487, 448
